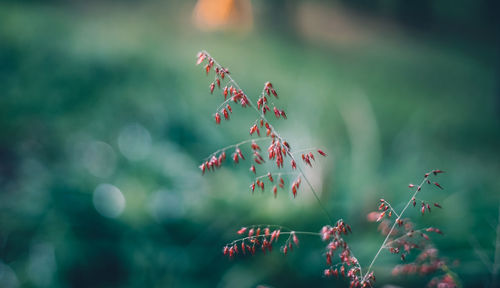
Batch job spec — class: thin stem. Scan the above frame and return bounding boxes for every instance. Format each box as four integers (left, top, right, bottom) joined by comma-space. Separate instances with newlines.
246, 224, 294, 232
291, 148, 322, 156
383, 228, 428, 249
294, 162, 335, 224
202, 51, 334, 225
382, 200, 401, 219
227, 231, 321, 246
203, 138, 268, 161
363, 171, 435, 281
254, 172, 299, 180
215, 94, 238, 112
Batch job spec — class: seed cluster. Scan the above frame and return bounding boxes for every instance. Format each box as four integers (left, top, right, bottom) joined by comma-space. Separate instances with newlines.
321, 221, 374, 287
392, 246, 448, 278
197, 51, 327, 199
222, 226, 301, 258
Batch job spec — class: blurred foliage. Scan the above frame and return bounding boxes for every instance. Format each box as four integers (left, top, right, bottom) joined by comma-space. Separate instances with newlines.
0, 0, 499, 287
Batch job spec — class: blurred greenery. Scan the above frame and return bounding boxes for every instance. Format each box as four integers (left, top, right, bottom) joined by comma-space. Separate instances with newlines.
0, 0, 499, 287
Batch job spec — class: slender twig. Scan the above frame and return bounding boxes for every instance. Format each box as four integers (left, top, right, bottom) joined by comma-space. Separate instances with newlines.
203, 138, 268, 161
363, 171, 435, 281
254, 172, 299, 180
227, 231, 320, 246
291, 148, 322, 155
381, 200, 401, 219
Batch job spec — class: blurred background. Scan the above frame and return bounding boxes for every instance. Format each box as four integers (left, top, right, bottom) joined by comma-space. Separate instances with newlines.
0, 0, 499, 287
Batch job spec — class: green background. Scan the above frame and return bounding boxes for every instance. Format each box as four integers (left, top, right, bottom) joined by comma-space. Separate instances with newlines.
0, 0, 498, 287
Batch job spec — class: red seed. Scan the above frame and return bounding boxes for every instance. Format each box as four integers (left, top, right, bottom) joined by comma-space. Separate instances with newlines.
273, 186, 277, 198
250, 124, 257, 135
292, 233, 299, 246
257, 98, 263, 109
251, 142, 261, 151
236, 148, 244, 160
237, 227, 247, 235
280, 110, 287, 119
317, 149, 327, 156
434, 182, 443, 189
309, 152, 315, 161
264, 228, 270, 236
196, 52, 206, 65
270, 230, 277, 242
408, 184, 415, 188
273, 107, 280, 118
326, 253, 332, 265
434, 203, 442, 208
223, 108, 229, 119
215, 113, 221, 124
377, 212, 385, 222
268, 172, 274, 182
250, 165, 256, 174
324, 269, 332, 277
210, 83, 215, 94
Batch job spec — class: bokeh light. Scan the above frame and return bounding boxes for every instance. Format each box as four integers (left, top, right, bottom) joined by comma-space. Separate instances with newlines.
93, 184, 126, 218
